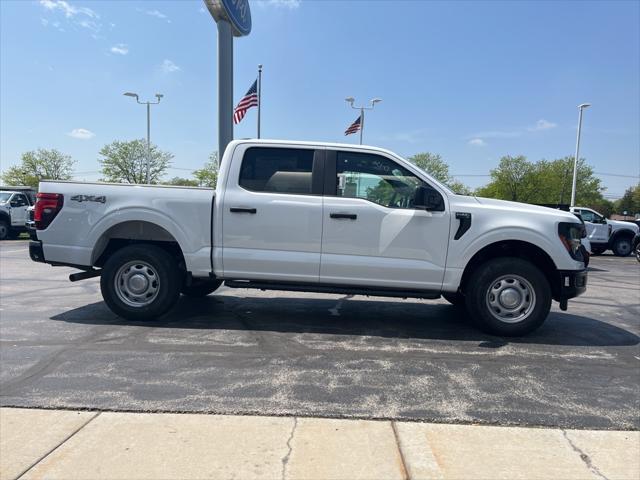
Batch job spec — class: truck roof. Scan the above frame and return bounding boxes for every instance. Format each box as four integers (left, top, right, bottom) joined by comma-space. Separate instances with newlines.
231, 139, 400, 157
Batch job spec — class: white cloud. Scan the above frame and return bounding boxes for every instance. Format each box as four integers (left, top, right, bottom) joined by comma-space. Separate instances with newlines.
68, 128, 95, 140
161, 59, 180, 73
529, 119, 558, 131
468, 138, 487, 147
110, 44, 128, 55
256, 0, 301, 8
144, 9, 171, 23
39, 0, 98, 19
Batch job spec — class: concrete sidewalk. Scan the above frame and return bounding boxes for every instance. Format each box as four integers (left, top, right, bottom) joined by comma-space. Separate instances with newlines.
1, 408, 638, 480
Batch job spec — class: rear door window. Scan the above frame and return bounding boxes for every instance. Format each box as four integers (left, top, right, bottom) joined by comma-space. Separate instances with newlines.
239, 147, 314, 195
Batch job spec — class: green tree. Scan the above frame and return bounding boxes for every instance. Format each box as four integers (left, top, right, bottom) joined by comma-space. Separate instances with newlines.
1, 149, 75, 187
476, 155, 535, 202
99, 139, 172, 184
408, 152, 471, 195
163, 177, 200, 187
615, 184, 640, 215
193, 152, 219, 187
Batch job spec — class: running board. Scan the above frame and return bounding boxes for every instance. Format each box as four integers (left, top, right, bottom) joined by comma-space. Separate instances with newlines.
224, 280, 441, 300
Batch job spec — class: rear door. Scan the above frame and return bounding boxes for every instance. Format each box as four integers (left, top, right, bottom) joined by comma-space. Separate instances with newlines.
221, 145, 325, 282
320, 150, 450, 290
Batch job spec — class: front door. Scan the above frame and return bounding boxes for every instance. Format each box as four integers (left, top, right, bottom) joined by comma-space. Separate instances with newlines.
579, 209, 609, 243
221, 145, 324, 283
9, 193, 29, 226
320, 150, 450, 291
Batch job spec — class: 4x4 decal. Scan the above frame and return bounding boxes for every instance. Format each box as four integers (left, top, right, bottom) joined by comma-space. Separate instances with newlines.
70, 195, 106, 204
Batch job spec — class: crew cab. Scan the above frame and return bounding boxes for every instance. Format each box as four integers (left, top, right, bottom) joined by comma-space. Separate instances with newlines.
29, 140, 588, 336
569, 207, 639, 256
0, 188, 35, 240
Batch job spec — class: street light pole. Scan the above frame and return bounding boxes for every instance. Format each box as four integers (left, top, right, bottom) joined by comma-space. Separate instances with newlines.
570, 103, 591, 207
345, 97, 382, 145
124, 92, 163, 184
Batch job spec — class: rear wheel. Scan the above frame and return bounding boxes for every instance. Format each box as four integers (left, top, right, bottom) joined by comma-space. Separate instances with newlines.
612, 236, 632, 257
465, 257, 551, 336
0, 220, 9, 240
100, 244, 181, 321
181, 279, 223, 297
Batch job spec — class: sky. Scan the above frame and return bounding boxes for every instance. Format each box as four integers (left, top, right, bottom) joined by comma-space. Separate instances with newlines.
1, 0, 639, 197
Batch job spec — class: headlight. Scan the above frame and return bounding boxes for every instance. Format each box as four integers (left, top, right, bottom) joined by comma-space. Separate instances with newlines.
558, 222, 586, 261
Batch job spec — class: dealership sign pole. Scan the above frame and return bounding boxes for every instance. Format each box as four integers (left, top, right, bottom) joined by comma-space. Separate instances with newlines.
203, 0, 252, 163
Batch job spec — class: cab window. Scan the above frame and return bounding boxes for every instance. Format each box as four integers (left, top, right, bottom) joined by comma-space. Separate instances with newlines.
10, 194, 28, 207
239, 147, 314, 195
335, 151, 432, 209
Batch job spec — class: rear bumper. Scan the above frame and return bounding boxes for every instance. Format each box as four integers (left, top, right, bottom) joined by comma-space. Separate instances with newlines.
556, 268, 588, 300
29, 240, 45, 263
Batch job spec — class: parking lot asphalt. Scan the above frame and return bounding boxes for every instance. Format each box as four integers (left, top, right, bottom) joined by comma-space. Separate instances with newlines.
0, 240, 638, 430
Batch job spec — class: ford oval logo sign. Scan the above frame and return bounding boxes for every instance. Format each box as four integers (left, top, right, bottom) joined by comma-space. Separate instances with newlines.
204, 0, 252, 37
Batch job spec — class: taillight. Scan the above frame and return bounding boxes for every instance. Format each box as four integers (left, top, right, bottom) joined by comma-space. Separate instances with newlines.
34, 193, 63, 230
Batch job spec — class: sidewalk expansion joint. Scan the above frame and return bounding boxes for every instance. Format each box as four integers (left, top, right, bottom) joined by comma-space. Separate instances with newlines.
280, 416, 297, 480
16, 411, 101, 480
561, 429, 608, 480
391, 421, 410, 480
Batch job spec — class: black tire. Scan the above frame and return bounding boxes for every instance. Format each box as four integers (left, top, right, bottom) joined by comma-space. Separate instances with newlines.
612, 236, 632, 257
100, 244, 181, 321
442, 291, 466, 307
0, 220, 9, 240
635, 242, 640, 263
181, 279, 223, 297
590, 246, 606, 255
465, 257, 551, 337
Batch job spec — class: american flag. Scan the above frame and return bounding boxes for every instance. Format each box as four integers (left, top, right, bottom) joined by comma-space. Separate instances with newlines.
344, 115, 361, 136
233, 80, 258, 124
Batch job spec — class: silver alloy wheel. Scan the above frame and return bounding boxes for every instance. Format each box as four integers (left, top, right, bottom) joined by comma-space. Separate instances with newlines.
485, 274, 536, 324
114, 260, 160, 308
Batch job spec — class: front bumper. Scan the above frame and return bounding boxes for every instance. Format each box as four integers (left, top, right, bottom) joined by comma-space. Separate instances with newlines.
556, 268, 588, 301
29, 240, 45, 263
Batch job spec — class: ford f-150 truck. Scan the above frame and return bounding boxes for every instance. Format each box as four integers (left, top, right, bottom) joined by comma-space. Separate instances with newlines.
29, 140, 588, 336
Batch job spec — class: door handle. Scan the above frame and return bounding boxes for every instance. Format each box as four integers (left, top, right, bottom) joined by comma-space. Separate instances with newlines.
230, 207, 257, 214
330, 213, 357, 220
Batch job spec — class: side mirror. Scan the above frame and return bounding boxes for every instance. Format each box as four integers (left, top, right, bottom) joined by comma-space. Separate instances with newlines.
414, 185, 444, 211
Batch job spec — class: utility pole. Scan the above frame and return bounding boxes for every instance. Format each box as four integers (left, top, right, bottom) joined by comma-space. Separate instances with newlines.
123, 92, 163, 184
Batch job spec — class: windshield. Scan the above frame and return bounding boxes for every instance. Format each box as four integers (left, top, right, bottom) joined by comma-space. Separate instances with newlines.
0, 192, 12, 203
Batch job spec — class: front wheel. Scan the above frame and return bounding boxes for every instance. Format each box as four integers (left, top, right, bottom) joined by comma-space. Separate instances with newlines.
612, 236, 632, 257
635, 241, 640, 263
100, 244, 181, 321
465, 257, 551, 336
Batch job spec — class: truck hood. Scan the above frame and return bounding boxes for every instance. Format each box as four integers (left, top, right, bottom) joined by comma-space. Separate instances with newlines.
470, 196, 578, 221
608, 219, 639, 232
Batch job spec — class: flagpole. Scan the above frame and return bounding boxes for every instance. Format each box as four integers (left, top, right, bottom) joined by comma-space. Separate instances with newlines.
359, 108, 364, 145
257, 64, 262, 139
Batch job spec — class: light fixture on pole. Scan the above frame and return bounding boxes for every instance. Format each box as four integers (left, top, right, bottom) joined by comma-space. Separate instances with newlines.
345, 97, 382, 145
123, 92, 163, 184
570, 103, 591, 207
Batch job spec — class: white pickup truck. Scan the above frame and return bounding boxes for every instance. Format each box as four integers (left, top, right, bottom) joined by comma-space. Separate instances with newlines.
30, 140, 588, 336
570, 207, 638, 256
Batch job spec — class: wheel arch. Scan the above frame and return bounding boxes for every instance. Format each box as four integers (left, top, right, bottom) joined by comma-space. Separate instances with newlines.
459, 240, 560, 299
608, 228, 636, 246
91, 220, 186, 269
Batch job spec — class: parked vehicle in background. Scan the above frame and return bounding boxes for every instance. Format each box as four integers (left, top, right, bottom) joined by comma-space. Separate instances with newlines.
29, 140, 588, 336
570, 207, 639, 256
633, 233, 640, 263
0, 187, 36, 240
